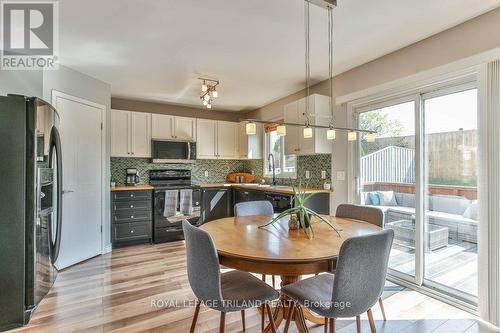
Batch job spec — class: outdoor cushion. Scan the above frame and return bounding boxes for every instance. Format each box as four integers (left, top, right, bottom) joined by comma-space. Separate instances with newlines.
377, 191, 397, 206
427, 211, 477, 225
431, 195, 470, 215
463, 201, 478, 220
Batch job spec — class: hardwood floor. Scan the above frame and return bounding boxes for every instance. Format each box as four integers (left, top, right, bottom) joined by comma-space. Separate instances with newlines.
9, 241, 495, 333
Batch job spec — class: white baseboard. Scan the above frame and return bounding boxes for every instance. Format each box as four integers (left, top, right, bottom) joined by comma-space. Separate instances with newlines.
103, 244, 112, 254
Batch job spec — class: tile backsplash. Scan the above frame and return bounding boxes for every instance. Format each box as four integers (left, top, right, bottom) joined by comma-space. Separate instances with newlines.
111, 154, 331, 188
111, 157, 246, 185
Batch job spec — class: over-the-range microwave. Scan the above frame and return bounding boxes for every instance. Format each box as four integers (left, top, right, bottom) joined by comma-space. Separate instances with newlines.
151, 140, 196, 163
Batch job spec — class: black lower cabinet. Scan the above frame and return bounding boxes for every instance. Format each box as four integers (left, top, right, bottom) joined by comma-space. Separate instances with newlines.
111, 190, 152, 246
201, 188, 232, 223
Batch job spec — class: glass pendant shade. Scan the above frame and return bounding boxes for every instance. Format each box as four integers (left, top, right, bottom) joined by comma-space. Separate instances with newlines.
246, 122, 256, 135
303, 127, 313, 138
327, 128, 336, 140
202, 100, 208, 106
203, 94, 210, 101
277, 125, 286, 136
206, 103, 212, 109
348, 131, 357, 141
365, 133, 376, 143
212, 90, 218, 98
202, 84, 208, 92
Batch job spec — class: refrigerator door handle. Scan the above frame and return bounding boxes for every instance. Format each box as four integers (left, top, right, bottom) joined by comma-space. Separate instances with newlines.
48, 126, 63, 264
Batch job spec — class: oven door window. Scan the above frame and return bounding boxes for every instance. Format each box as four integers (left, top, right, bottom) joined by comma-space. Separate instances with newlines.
153, 141, 189, 160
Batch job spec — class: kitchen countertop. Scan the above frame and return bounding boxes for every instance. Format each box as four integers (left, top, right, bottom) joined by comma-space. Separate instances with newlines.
196, 183, 331, 195
111, 185, 154, 191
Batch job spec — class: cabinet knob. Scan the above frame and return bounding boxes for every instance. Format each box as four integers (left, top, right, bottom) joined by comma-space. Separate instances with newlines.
131, 215, 134, 218
130, 230, 134, 234
130, 205, 134, 208
130, 194, 134, 197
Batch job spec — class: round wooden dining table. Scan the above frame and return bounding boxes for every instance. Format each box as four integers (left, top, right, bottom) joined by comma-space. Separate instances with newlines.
200, 215, 381, 333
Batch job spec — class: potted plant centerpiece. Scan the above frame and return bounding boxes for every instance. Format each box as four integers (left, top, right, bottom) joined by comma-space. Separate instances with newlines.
259, 180, 342, 239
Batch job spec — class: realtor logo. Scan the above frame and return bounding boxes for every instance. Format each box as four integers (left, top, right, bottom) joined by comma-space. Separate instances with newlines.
1, 1, 58, 70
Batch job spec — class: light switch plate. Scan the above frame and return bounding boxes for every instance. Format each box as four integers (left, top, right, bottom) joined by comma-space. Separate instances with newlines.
321, 170, 326, 179
336, 171, 345, 181
305, 170, 310, 179
204, 171, 209, 177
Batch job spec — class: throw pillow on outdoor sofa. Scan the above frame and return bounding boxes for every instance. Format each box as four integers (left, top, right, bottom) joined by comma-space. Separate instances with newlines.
368, 192, 380, 205
377, 190, 398, 206
463, 201, 478, 220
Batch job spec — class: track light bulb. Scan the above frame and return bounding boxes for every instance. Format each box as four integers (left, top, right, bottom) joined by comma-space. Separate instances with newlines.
348, 131, 357, 141
327, 129, 336, 140
303, 127, 313, 138
277, 125, 286, 136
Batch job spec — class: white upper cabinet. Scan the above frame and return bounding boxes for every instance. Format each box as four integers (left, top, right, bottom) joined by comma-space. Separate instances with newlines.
111, 109, 130, 157
196, 119, 239, 159
217, 121, 239, 159
284, 101, 300, 155
130, 112, 151, 157
111, 110, 151, 157
238, 122, 263, 159
151, 114, 195, 141
151, 114, 174, 139
174, 116, 196, 141
283, 94, 333, 155
196, 119, 217, 159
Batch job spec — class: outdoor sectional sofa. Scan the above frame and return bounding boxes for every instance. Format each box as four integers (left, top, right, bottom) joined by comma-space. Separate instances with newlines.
361, 191, 478, 244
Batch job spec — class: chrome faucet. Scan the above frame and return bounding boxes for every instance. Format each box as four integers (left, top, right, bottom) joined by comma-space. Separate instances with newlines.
268, 153, 277, 185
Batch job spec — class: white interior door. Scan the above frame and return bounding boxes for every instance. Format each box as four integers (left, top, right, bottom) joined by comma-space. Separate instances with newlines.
52, 91, 104, 269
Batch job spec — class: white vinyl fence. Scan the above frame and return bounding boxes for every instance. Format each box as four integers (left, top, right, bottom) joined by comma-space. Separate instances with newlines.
361, 146, 415, 184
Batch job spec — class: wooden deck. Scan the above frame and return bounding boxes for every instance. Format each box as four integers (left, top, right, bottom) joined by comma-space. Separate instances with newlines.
389, 239, 478, 297
9, 241, 492, 333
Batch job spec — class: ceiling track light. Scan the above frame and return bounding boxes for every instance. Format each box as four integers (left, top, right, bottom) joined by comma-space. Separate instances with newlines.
199, 78, 219, 109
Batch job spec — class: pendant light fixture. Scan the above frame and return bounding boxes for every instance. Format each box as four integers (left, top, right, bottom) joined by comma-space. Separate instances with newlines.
326, 5, 336, 141
303, 0, 312, 139
240, 1, 376, 139
277, 124, 287, 136
246, 122, 257, 135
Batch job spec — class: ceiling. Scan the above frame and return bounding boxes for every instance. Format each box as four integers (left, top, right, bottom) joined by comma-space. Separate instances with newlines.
59, 0, 500, 111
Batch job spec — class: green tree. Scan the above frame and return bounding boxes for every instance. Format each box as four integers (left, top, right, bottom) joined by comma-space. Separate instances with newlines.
360, 111, 403, 138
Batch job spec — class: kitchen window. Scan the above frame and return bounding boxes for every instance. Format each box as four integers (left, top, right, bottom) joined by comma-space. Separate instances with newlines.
264, 125, 297, 178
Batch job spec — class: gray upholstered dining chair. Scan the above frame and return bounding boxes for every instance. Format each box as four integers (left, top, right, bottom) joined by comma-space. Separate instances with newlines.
281, 229, 394, 333
234, 200, 277, 288
335, 203, 388, 322
182, 220, 280, 333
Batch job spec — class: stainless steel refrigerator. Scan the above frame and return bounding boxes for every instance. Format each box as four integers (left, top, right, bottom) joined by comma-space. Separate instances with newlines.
0, 95, 63, 331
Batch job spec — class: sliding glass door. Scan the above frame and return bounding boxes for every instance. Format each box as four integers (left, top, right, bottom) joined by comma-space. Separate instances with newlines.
358, 99, 418, 280
422, 86, 478, 303
355, 82, 479, 307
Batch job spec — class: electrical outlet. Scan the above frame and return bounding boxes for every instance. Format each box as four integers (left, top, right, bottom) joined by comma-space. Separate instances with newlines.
336, 171, 345, 181
321, 170, 326, 179
204, 171, 209, 177
305, 170, 310, 179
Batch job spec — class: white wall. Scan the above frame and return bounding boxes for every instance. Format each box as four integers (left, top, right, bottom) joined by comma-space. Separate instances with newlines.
43, 66, 112, 251
0, 70, 43, 97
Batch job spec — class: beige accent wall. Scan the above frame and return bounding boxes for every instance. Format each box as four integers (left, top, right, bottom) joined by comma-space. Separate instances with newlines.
112, 97, 241, 122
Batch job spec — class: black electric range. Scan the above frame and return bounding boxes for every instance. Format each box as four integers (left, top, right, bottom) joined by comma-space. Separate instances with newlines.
149, 169, 201, 243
